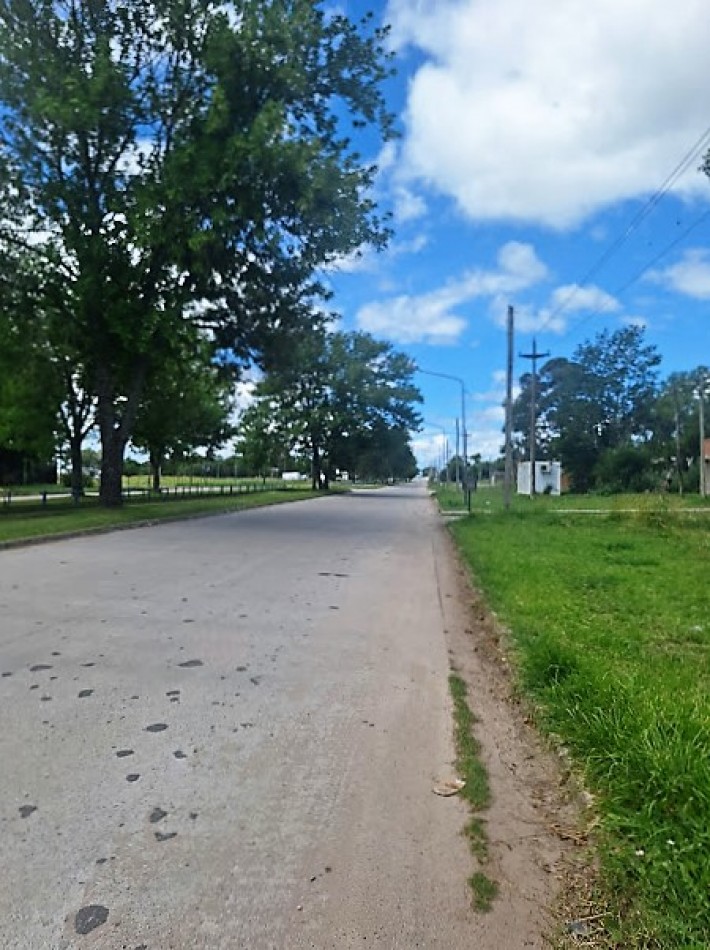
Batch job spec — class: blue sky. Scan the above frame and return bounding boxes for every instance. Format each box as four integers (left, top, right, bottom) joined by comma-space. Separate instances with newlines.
322, 0, 710, 468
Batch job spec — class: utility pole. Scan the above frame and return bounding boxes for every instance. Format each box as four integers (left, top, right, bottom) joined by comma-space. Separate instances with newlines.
455, 418, 460, 487
699, 374, 707, 497
504, 305, 514, 511
671, 383, 683, 495
519, 338, 550, 498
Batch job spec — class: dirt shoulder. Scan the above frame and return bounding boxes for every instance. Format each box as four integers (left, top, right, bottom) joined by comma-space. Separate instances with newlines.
432, 517, 590, 948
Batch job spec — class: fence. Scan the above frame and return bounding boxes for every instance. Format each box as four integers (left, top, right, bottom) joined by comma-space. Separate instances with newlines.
1, 480, 296, 512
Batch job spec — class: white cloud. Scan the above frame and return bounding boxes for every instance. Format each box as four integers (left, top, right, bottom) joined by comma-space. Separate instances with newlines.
325, 233, 429, 276
648, 248, 710, 299
356, 241, 547, 343
394, 186, 428, 222
489, 281, 620, 334
387, 0, 710, 227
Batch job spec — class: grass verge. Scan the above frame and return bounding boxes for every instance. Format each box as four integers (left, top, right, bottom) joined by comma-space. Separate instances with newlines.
446, 497, 710, 947
448, 673, 498, 911
0, 487, 326, 546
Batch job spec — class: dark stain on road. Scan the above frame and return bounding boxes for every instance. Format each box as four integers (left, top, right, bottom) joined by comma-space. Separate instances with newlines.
75, 904, 109, 935
154, 831, 177, 842
29, 664, 52, 672
81, 662, 95, 667
149, 807, 167, 823
145, 723, 168, 732
126, 774, 140, 783
1, 672, 12, 677
178, 659, 203, 668
173, 750, 187, 759
78, 689, 93, 698
116, 749, 134, 758
19, 805, 37, 818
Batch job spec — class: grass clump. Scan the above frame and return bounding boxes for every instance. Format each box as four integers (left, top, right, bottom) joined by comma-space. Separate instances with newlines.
468, 872, 499, 912
449, 505, 710, 947
449, 674, 496, 909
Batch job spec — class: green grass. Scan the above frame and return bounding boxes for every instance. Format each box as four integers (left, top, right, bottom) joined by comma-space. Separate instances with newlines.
468, 871, 499, 912
449, 674, 497, 910
446, 495, 710, 947
0, 486, 324, 545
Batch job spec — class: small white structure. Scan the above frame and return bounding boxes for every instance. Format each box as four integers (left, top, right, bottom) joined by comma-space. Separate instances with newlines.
282, 471, 306, 481
517, 461, 562, 496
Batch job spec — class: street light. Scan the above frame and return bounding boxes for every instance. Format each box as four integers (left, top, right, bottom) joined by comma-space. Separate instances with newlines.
416, 367, 468, 494
424, 421, 449, 482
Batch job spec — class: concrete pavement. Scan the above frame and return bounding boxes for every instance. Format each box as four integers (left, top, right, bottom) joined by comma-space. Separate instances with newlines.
1, 485, 482, 949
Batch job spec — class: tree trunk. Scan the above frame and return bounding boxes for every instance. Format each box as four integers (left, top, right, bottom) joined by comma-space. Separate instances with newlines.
99, 430, 126, 507
150, 449, 162, 492
96, 360, 148, 507
311, 442, 321, 490
69, 432, 84, 498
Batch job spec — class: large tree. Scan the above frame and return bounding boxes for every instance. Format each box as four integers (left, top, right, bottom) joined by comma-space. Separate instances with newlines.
0, 0, 394, 504
239, 330, 422, 487
515, 326, 662, 492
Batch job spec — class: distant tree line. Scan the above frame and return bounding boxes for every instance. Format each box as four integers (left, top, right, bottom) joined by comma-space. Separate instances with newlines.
511, 325, 709, 494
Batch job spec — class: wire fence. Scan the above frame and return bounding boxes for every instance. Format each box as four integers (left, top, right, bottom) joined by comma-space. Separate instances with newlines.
1, 479, 306, 513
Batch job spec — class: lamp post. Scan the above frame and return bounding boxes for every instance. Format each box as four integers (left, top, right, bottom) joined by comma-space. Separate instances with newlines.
424, 421, 449, 482
416, 367, 468, 495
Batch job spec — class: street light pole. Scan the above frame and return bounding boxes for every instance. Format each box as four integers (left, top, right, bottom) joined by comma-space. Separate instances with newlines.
416, 367, 468, 496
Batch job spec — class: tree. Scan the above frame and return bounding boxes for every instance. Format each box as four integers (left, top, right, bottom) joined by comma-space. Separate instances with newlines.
530, 327, 661, 492
0, 0, 394, 505
0, 298, 63, 470
130, 336, 236, 491
651, 367, 710, 493
239, 330, 422, 487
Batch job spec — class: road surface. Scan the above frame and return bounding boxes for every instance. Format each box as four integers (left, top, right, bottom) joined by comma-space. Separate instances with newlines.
0, 484, 563, 949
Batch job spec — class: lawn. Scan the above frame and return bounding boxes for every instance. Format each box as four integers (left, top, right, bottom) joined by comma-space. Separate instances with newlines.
0, 482, 322, 545
440, 486, 710, 948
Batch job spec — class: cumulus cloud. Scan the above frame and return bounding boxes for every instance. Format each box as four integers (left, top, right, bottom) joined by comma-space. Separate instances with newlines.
648, 248, 710, 299
386, 0, 710, 227
489, 281, 621, 334
356, 241, 548, 343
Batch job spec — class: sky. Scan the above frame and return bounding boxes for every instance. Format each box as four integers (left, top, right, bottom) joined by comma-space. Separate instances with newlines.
322, 0, 710, 469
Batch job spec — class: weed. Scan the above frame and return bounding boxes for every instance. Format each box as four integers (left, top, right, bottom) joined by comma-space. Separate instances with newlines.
469, 872, 499, 912
449, 506, 710, 947
448, 674, 497, 910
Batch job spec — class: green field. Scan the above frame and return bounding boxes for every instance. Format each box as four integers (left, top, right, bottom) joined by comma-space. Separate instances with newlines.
0, 481, 321, 545
439, 486, 710, 947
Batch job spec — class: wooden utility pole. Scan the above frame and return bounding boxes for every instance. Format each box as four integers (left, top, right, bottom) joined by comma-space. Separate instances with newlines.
699, 375, 707, 497
672, 383, 683, 495
504, 305, 514, 511
519, 338, 550, 497
455, 418, 460, 487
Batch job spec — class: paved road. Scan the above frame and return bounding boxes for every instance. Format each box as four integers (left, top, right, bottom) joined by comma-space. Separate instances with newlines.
0, 484, 481, 949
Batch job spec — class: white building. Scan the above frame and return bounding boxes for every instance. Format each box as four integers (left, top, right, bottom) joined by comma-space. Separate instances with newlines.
517, 461, 562, 496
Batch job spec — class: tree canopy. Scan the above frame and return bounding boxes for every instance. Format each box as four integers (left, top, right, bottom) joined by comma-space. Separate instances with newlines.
0, 0, 395, 503
238, 329, 422, 486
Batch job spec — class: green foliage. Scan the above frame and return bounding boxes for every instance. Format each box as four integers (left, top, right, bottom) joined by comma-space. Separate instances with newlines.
0, 0, 395, 504
513, 326, 662, 492
450, 507, 710, 946
239, 329, 422, 486
131, 334, 236, 488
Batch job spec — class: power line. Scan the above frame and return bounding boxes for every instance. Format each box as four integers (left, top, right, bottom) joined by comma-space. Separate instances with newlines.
536, 123, 710, 336
561, 206, 710, 344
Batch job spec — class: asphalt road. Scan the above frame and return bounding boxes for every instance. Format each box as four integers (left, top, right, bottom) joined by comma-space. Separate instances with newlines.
0, 484, 481, 949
